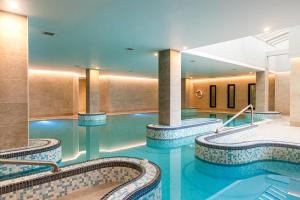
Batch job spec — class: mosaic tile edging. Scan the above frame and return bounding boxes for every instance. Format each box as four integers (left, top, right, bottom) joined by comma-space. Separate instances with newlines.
0, 139, 62, 177
78, 112, 107, 126
0, 157, 161, 200
146, 118, 222, 140
195, 131, 300, 165
196, 158, 300, 179
0, 139, 61, 159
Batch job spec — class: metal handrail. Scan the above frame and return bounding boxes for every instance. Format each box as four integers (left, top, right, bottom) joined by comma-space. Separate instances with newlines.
0, 159, 60, 173
215, 104, 254, 133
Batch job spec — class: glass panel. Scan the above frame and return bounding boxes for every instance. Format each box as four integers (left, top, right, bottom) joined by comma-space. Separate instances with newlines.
248, 84, 256, 108
210, 85, 216, 108
228, 85, 235, 108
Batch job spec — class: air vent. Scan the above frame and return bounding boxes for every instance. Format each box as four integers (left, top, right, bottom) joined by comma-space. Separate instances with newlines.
42, 31, 55, 36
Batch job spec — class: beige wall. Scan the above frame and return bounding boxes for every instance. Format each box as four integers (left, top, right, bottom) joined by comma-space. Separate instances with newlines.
28, 73, 284, 117
79, 78, 158, 113
275, 73, 290, 115
29, 73, 78, 117
191, 76, 275, 112
0, 11, 28, 149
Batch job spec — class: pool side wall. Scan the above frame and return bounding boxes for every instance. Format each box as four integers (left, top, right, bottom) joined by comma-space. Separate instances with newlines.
0, 158, 161, 200
195, 137, 300, 165
0, 139, 62, 177
147, 119, 222, 140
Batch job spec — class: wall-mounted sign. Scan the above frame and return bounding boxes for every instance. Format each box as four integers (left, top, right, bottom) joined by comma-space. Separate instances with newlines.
195, 89, 204, 99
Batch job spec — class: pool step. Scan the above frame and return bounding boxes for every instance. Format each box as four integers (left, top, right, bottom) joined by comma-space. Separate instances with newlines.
258, 185, 288, 200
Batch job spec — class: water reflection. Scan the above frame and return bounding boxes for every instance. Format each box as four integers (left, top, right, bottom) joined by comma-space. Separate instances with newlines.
29, 114, 300, 200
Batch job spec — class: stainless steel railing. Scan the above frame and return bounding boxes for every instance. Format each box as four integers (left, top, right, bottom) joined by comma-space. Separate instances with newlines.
215, 104, 254, 133
0, 159, 60, 173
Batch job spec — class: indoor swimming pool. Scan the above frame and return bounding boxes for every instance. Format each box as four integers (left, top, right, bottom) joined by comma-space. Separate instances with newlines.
20, 113, 300, 199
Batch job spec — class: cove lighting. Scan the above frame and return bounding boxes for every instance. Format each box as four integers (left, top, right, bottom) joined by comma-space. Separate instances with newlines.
7, 0, 18, 10
99, 142, 146, 153
28, 69, 84, 77
100, 75, 157, 82
28, 69, 157, 81
191, 75, 256, 83
62, 151, 86, 162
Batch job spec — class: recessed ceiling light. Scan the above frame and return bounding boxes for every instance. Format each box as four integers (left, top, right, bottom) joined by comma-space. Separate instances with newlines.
183, 46, 188, 50
264, 27, 270, 32
154, 52, 158, 57
42, 31, 55, 36
126, 48, 135, 51
8, 0, 18, 10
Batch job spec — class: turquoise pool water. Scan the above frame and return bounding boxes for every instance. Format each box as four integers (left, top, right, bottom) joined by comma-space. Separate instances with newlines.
28, 113, 300, 200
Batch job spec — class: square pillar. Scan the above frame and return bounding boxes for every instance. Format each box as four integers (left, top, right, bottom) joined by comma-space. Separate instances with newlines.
290, 58, 300, 126
158, 49, 181, 126
256, 71, 269, 112
86, 69, 100, 113
289, 26, 300, 127
0, 11, 28, 150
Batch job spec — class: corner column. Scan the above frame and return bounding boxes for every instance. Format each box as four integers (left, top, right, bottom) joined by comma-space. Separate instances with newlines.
159, 49, 181, 126
290, 59, 300, 126
289, 26, 300, 127
256, 71, 269, 112
0, 11, 28, 150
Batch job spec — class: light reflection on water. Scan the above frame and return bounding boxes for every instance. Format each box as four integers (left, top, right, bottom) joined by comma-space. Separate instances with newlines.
29, 113, 300, 200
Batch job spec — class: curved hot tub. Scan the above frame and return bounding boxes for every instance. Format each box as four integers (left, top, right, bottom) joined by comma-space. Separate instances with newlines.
0, 157, 161, 200
195, 126, 300, 165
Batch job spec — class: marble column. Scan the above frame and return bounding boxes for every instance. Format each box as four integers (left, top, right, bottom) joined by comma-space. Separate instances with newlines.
289, 26, 300, 127
86, 69, 100, 113
181, 78, 192, 108
158, 49, 181, 126
0, 11, 28, 150
290, 58, 300, 126
255, 71, 269, 112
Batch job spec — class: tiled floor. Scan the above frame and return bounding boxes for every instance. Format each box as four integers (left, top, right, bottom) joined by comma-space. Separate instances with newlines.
219, 116, 300, 144
57, 182, 121, 200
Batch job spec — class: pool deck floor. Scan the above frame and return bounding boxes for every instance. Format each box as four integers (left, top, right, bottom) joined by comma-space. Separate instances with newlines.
222, 116, 300, 144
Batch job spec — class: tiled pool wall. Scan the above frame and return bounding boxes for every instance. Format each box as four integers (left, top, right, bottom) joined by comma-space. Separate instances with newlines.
0, 157, 161, 200
245, 111, 281, 120
147, 136, 195, 149
146, 118, 222, 140
195, 133, 300, 165
195, 158, 300, 179
78, 112, 107, 126
0, 139, 62, 177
